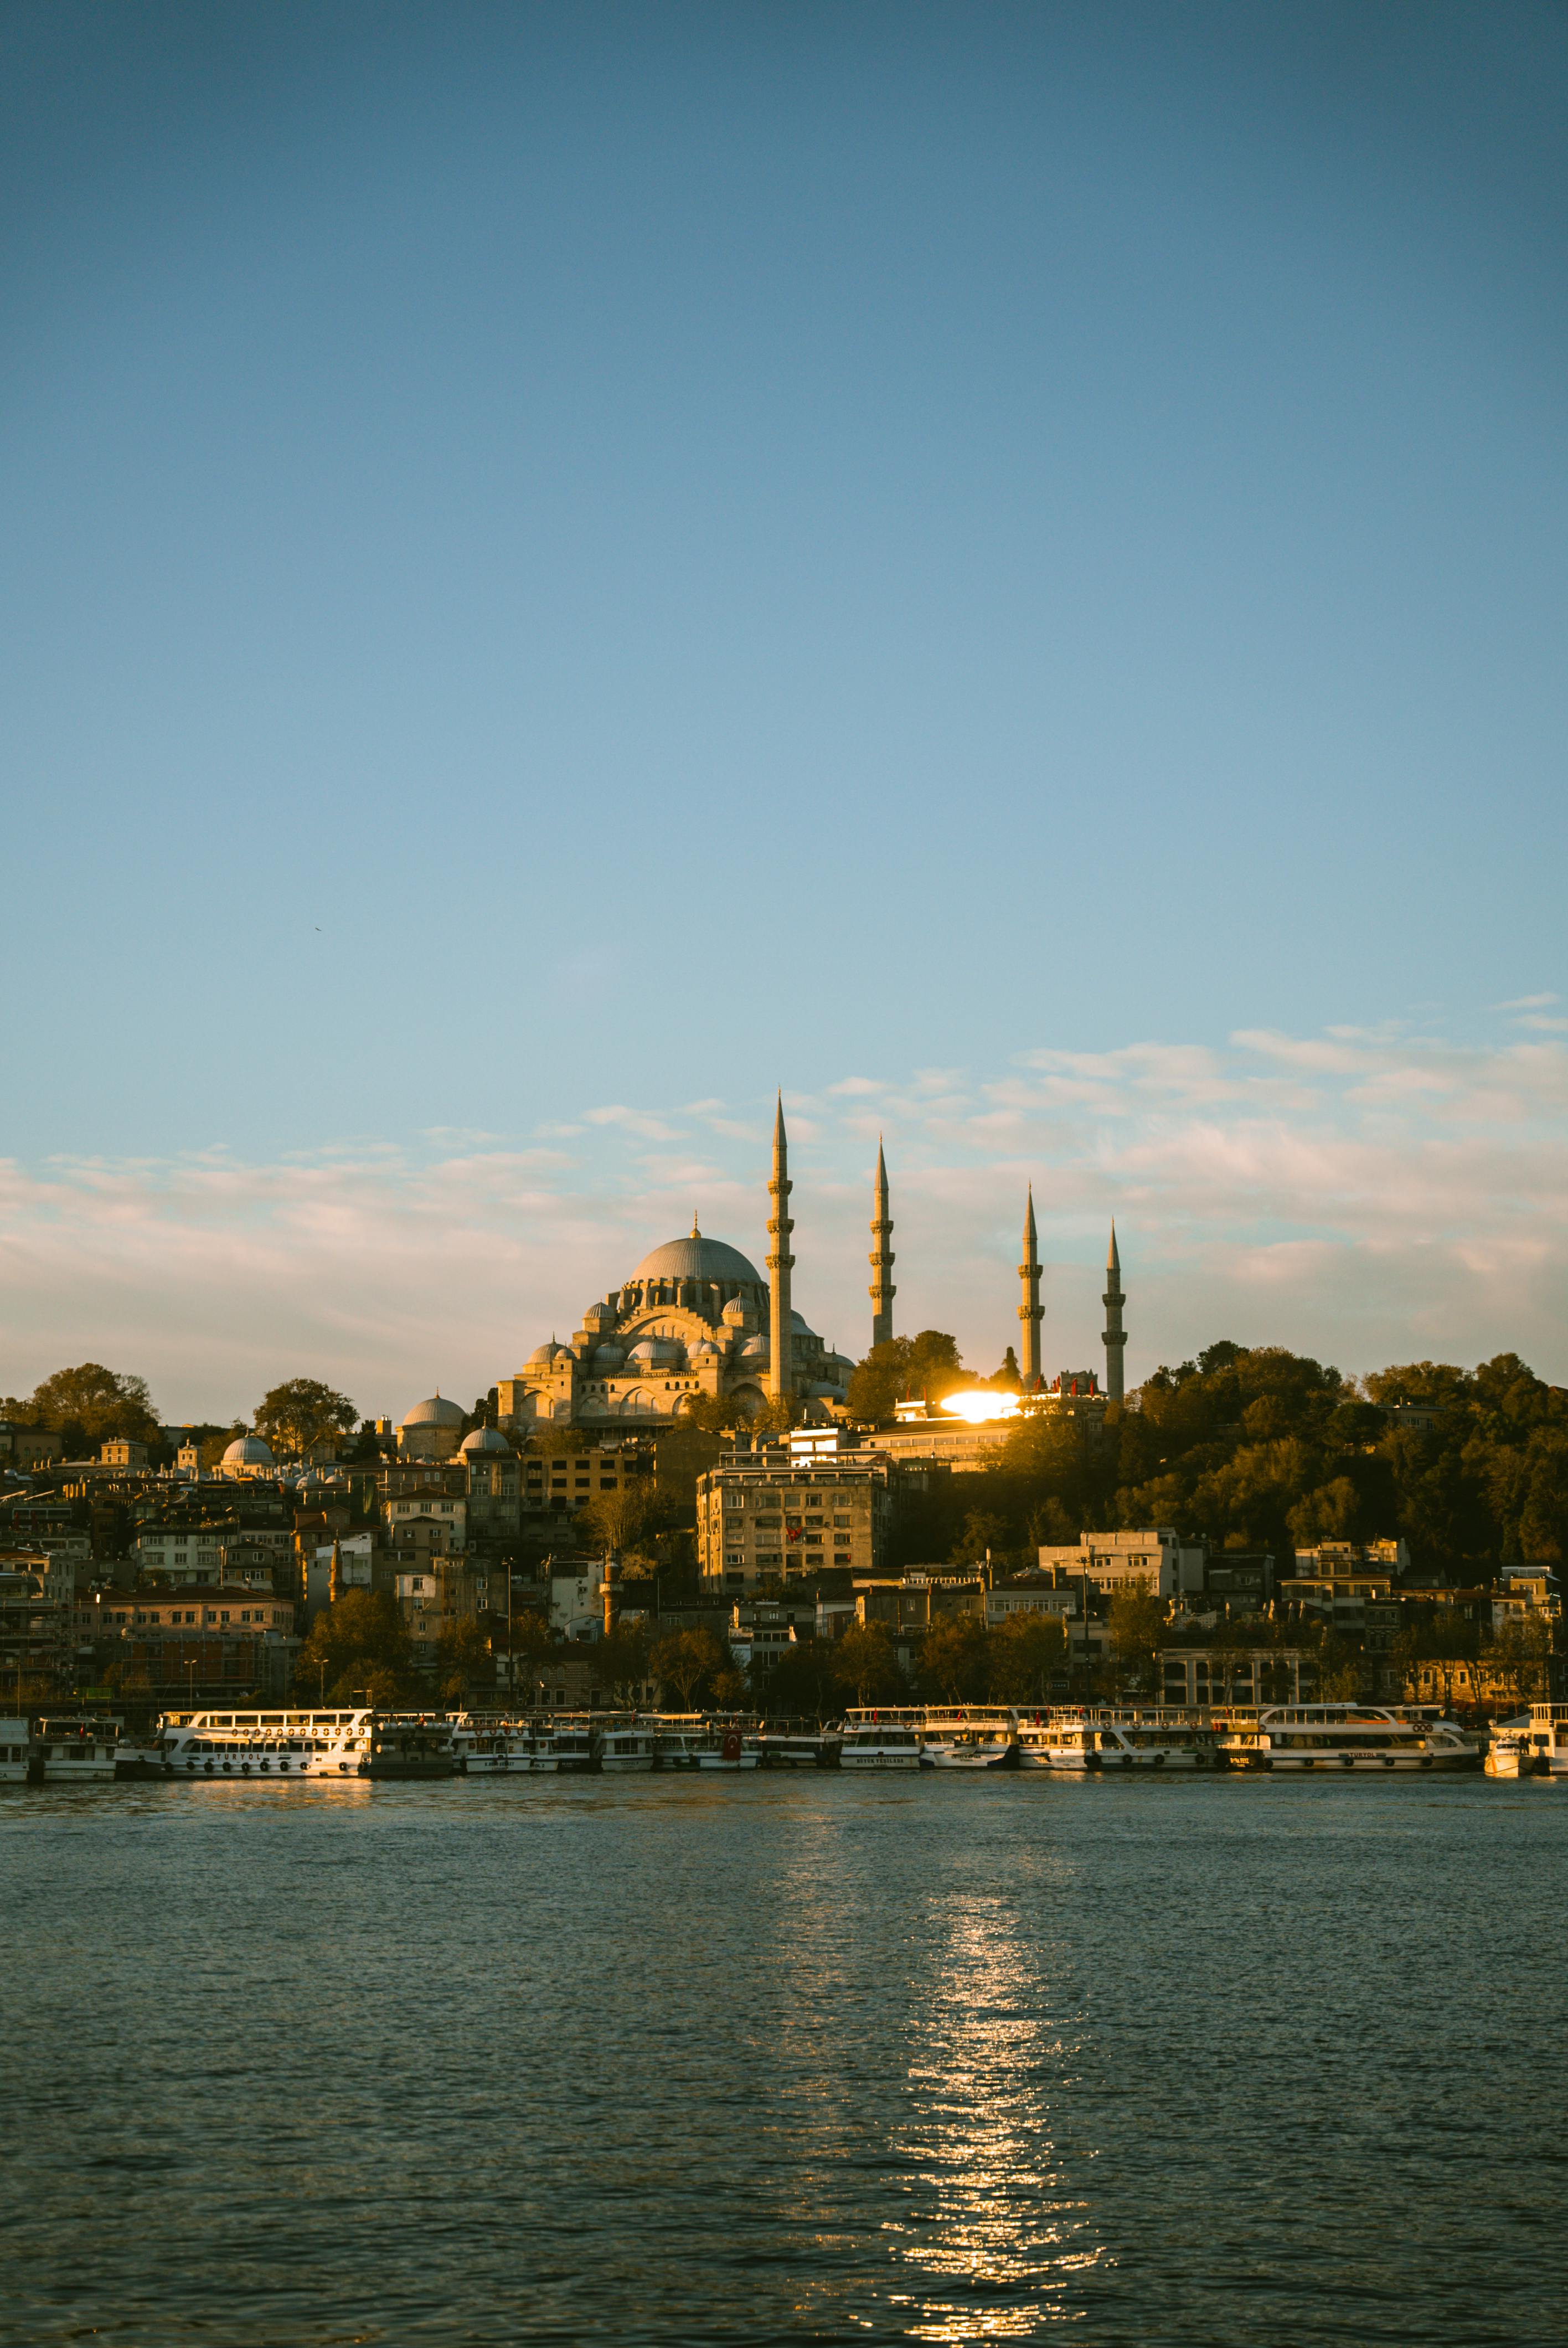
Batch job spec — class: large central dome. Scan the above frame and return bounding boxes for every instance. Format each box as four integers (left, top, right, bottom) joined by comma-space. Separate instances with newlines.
631, 1228, 765, 1287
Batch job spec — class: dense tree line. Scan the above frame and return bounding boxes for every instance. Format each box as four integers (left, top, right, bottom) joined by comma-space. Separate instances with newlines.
877, 1342, 1568, 1580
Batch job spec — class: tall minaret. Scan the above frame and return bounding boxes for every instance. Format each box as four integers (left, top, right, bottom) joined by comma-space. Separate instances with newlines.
869, 1139, 895, 1351
1018, 1186, 1043, 1390
767, 1094, 795, 1404
1102, 1221, 1127, 1403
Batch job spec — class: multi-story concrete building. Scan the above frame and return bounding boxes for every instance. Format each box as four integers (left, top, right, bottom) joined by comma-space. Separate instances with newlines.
697, 1445, 893, 1590
1159, 1647, 1317, 1707
1038, 1528, 1206, 1600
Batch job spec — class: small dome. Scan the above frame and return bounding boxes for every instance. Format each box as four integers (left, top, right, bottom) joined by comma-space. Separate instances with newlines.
592, 1343, 626, 1369
580, 1302, 613, 1328
721, 1297, 756, 1326
460, 1426, 510, 1456
739, 1335, 768, 1360
526, 1342, 575, 1368
222, 1434, 274, 1468
628, 1338, 681, 1364
400, 1394, 467, 1428
689, 1338, 720, 1356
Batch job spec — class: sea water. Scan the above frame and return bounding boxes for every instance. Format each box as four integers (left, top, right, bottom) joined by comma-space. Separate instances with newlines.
2, 1770, 1561, 2346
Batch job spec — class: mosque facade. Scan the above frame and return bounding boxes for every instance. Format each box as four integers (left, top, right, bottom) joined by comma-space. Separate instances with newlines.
488, 1100, 1128, 1436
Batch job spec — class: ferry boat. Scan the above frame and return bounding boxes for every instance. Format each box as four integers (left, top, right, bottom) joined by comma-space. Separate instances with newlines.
1519, 1703, 1568, 1775
551, 1723, 599, 1774
915, 1706, 1018, 1769
1486, 1719, 1531, 1778
1015, 1708, 1216, 1770
598, 1723, 656, 1772
838, 1722, 921, 1770
1214, 1703, 1480, 1771
695, 1727, 760, 1770
0, 1719, 28, 1783
755, 1722, 840, 1767
158, 1708, 456, 1779
29, 1717, 131, 1784
649, 1716, 708, 1770
451, 1718, 559, 1774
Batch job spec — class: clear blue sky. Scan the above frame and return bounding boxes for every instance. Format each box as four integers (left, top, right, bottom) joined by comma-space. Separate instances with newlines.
2, 2, 1565, 1413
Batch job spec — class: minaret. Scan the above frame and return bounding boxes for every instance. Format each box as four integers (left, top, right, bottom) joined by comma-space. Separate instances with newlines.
1102, 1220, 1127, 1403
1018, 1186, 1043, 1390
767, 1094, 795, 1404
869, 1139, 895, 1351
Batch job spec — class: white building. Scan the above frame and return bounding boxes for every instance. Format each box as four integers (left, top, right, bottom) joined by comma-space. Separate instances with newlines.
1037, 1528, 1205, 1599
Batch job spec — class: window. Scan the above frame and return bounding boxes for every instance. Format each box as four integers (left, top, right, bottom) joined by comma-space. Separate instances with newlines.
834, 1515, 850, 1528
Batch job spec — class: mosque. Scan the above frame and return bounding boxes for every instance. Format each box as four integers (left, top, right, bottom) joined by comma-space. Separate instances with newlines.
489, 1100, 1129, 1436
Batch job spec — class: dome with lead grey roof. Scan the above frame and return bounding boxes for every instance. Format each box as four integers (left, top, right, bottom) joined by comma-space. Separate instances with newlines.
222, 1434, 274, 1468
400, 1393, 467, 1428
631, 1223, 765, 1289
460, 1426, 511, 1455
527, 1341, 575, 1367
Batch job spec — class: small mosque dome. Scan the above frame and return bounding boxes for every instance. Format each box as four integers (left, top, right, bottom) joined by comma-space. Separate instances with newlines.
580, 1301, 613, 1329
689, 1338, 721, 1357
527, 1341, 575, 1368
460, 1426, 511, 1456
739, 1335, 768, 1360
400, 1393, 467, 1429
592, 1343, 626, 1369
222, 1434, 275, 1469
721, 1297, 756, 1326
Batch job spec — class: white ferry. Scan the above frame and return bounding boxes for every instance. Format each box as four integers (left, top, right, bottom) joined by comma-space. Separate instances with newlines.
599, 1723, 656, 1772
649, 1716, 708, 1770
158, 1708, 373, 1777
29, 1717, 129, 1783
451, 1718, 559, 1774
1518, 1703, 1568, 1775
1214, 1703, 1479, 1771
1015, 1708, 1216, 1770
0, 1719, 27, 1783
918, 1706, 1019, 1769
838, 1723, 922, 1770
1486, 1719, 1531, 1778
551, 1723, 599, 1774
695, 1726, 760, 1770
158, 1709, 457, 1779
755, 1723, 839, 1767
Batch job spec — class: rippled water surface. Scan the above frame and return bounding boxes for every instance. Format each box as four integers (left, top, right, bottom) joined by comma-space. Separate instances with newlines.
3, 1771, 1562, 2345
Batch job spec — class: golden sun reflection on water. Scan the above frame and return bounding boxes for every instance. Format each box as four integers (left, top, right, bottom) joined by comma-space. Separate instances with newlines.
886, 1893, 1105, 2339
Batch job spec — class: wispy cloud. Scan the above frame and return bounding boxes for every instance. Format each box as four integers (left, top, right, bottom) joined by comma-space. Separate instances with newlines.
2, 1015, 1565, 1417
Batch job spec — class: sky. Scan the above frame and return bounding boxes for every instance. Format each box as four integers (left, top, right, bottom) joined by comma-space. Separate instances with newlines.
2, 1, 1565, 1420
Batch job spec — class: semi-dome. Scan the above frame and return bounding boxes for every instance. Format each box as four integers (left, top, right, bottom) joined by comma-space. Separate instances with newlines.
627, 1337, 681, 1364
631, 1224, 765, 1288
739, 1335, 768, 1360
460, 1425, 511, 1456
400, 1393, 466, 1428
222, 1434, 274, 1469
592, 1343, 626, 1369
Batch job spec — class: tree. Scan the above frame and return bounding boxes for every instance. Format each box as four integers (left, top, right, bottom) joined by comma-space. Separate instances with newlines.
254, 1378, 357, 1460
711, 1667, 749, 1710
678, 1393, 750, 1434
846, 1331, 964, 1425
576, 1482, 656, 1558
832, 1622, 906, 1706
435, 1616, 493, 1703
990, 1347, 1023, 1392
13, 1364, 159, 1453
950, 1509, 1009, 1572
987, 1613, 1067, 1705
599, 1620, 651, 1702
916, 1615, 989, 1703
761, 1636, 843, 1721
1107, 1585, 1169, 1687
296, 1590, 414, 1702
651, 1625, 726, 1708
